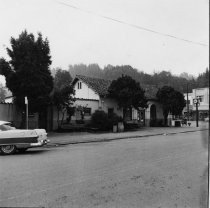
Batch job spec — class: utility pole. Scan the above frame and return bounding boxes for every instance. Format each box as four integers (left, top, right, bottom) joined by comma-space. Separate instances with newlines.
186, 84, 189, 121
25, 96, 28, 129
193, 98, 200, 127
196, 100, 198, 127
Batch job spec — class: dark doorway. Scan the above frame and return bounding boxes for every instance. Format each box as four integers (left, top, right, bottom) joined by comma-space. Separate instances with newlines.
150, 104, 156, 126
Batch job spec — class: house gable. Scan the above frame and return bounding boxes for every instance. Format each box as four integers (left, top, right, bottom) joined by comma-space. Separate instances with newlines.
73, 79, 100, 100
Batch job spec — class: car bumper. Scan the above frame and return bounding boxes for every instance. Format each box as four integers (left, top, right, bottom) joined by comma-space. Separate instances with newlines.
30, 139, 50, 147
14, 139, 50, 149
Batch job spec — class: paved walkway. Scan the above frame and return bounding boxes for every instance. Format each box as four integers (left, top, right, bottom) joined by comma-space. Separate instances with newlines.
48, 122, 209, 145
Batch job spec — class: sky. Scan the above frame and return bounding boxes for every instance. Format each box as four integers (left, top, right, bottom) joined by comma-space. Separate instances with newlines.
0, 0, 209, 85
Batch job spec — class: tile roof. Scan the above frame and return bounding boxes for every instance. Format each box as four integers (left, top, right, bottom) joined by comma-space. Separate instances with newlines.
73, 75, 112, 97
72, 75, 158, 99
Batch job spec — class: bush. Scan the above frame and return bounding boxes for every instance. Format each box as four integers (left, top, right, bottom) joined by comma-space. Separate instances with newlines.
91, 110, 112, 130
150, 119, 164, 127
91, 111, 122, 130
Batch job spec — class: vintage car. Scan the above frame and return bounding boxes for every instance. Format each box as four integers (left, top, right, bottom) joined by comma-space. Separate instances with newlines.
0, 121, 49, 155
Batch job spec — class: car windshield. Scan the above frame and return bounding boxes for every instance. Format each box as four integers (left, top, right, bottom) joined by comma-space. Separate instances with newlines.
0, 124, 16, 131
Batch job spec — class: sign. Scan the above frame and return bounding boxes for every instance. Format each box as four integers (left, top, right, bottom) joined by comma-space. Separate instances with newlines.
193, 98, 200, 106
193, 99, 197, 104
25, 96, 28, 105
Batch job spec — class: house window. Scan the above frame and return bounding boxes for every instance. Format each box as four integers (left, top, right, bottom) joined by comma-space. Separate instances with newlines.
197, 95, 204, 102
83, 108, 91, 116
77, 82, 82, 89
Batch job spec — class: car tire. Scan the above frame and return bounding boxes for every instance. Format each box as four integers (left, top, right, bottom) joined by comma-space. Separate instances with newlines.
0, 145, 16, 155
17, 148, 28, 153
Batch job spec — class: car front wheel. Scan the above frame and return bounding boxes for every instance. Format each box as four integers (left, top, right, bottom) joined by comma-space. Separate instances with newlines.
0, 145, 16, 155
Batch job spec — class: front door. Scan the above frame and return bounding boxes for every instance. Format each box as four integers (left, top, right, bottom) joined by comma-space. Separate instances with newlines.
150, 104, 156, 126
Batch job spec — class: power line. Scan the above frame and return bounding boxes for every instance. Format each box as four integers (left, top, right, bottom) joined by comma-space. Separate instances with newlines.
56, 1, 208, 47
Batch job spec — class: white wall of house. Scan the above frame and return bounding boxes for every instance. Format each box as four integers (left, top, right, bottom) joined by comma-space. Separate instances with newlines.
72, 99, 100, 121
145, 100, 164, 126
74, 80, 100, 100
132, 109, 138, 120
100, 97, 123, 117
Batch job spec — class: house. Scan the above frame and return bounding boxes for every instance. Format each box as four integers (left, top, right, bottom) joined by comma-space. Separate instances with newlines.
70, 75, 123, 123
183, 87, 209, 120
60, 75, 164, 128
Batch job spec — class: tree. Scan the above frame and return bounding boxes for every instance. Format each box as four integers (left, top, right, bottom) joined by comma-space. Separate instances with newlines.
54, 68, 72, 88
156, 86, 186, 126
52, 69, 75, 128
0, 30, 53, 113
108, 75, 147, 119
196, 68, 209, 88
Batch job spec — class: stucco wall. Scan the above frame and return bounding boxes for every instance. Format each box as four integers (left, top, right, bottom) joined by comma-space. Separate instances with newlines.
100, 97, 123, 117
145, 100, 164, 126
74, 80, 100, 100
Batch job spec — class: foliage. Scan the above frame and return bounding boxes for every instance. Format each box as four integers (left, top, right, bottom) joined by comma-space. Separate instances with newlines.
90, 111, 122, 130
69, 63, 103, 79
54, 68, 72, 88
68, 63, 208, 94
156, 86, 186, 125
91, 110, 111, 130
0, 30, 53, 112
196, 68, 209, 88
52, 69, 75, 128
108, 75, 147, 118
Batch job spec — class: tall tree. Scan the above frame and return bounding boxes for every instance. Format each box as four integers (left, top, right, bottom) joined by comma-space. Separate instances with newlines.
54, 68, 72, 88
196, 68, 209, 88
156, 86, 186, 125
108, 75, 147, 119
52, 69, 75, 128
0, 30, 53, 113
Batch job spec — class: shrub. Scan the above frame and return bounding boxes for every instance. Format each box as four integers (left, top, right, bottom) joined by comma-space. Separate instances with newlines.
91, 110, 124, 131
91, 110, 112, 130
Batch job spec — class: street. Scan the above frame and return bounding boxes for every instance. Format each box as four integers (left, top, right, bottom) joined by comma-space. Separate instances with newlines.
0, 130, 208, 208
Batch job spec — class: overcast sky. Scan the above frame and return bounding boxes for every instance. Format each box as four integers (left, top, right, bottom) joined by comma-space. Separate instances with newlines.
0, 0, 209, 85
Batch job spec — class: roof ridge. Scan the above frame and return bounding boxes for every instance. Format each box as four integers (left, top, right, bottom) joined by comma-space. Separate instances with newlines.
75, 74, 111, 82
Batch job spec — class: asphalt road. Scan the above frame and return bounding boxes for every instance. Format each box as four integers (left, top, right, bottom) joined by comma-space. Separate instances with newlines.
0, 130, 208, 208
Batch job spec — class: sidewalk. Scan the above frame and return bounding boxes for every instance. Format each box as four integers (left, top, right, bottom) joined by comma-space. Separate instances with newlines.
48, 122, 209, 146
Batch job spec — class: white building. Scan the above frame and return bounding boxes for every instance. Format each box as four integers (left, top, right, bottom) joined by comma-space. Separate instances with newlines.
67, 75, 164, 127
183, 87, 209, 120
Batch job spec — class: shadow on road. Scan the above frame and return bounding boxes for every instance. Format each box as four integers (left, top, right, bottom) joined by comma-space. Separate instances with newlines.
15, 149, 51, 156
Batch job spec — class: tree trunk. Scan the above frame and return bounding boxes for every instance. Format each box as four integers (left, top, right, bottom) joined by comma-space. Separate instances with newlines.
57, 108, 60, 129
61, 109, 66, 125
123, 108, 126, 120
163, 112, 168, 126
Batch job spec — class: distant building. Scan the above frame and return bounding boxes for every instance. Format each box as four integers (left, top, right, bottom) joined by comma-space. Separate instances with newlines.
183, 87, 209, 120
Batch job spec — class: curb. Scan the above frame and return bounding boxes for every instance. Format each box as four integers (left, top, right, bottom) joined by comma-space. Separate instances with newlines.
47, 128, 208, 147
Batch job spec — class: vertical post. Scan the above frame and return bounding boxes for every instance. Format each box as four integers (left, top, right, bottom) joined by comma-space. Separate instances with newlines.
196, 100, 199, 127
25, 97, 28, 129
186, 84, 189, 121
